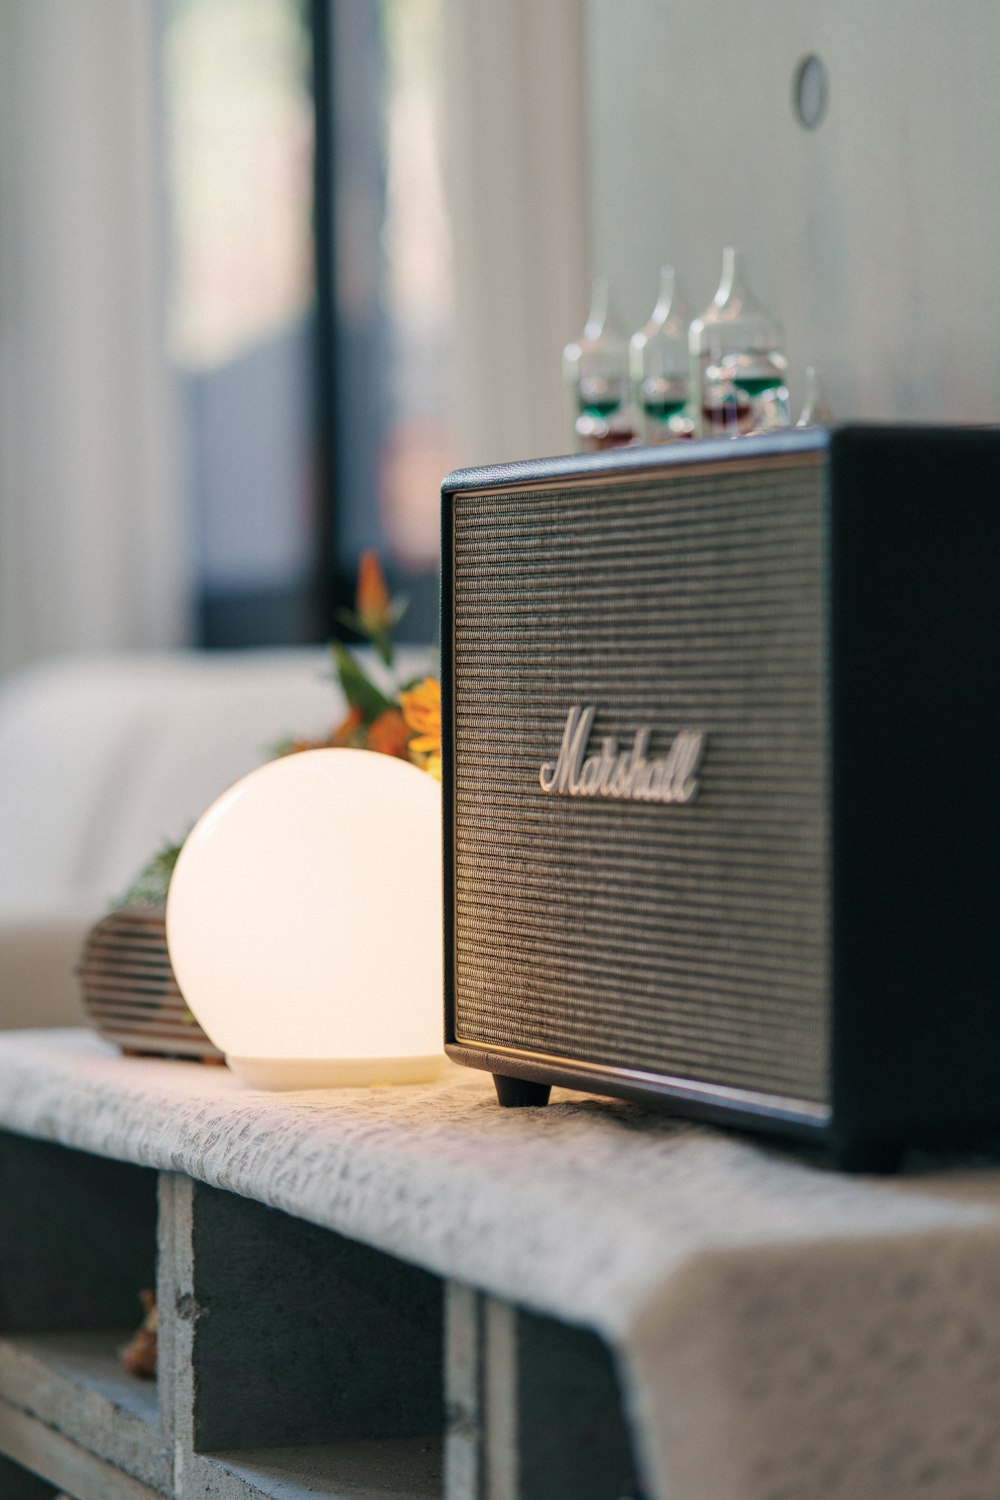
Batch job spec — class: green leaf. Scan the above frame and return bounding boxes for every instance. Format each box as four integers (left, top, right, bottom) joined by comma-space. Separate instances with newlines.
114, 839, 186, 911
336, 600, 408, 671
331, 642, 397, 723
269, 735, 299, 758
371, 627, 393, 670
335, 607, 366, 637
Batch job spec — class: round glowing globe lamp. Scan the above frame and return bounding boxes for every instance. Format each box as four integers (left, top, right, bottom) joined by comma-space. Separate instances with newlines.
165, 749, 445, 1089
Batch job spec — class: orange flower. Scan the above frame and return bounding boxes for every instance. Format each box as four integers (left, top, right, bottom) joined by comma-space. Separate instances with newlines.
365, 708, 410, 759
357, 550, 393, 634
400, 678, 442, 779
282, 737, 329, 755
400, 678, 440, 750
331, 706, 365, 747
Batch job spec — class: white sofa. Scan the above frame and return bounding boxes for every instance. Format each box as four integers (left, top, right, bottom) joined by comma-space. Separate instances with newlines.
0, 649, 374, 1029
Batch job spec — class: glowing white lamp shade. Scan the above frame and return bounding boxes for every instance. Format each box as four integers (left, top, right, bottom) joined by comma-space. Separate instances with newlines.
165, 749, 445, 1089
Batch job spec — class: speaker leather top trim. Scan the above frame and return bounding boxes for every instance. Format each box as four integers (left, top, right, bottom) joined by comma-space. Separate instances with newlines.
450, 447, 825, 501
441, 424, 828, 499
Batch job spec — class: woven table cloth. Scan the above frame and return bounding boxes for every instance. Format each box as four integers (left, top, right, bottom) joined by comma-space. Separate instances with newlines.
1, 1028, 999, 1500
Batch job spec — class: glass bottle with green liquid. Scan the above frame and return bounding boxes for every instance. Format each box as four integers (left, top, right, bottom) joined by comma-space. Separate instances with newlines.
689, 247, 789, 437
563, 278, 633, 451
629, 265, 690, 444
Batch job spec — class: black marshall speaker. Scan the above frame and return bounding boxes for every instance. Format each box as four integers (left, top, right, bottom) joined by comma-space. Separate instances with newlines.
441, 425, 1000, 1169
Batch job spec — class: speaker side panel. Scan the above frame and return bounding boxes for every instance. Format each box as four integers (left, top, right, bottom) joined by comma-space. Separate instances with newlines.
830, 425, 1000, 1147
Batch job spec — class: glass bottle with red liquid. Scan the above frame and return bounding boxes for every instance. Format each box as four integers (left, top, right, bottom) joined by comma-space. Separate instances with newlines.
688, 248, 788, 437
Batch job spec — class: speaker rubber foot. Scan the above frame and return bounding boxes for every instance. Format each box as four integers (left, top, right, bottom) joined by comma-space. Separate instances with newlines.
493, 1074, 551, 1108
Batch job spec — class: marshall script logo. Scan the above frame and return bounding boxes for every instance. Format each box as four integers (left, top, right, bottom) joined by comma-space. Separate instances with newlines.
539, 706, 705, 805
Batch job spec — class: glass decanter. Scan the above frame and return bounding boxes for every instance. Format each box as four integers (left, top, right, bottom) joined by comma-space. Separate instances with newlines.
688, 247, 788, 437
563, 278, 633, 451
629, 266, 690, 444
796, 365, 833, 427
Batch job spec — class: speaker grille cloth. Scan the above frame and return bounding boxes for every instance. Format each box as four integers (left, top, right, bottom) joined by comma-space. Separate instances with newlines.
452, 458, 830, 1106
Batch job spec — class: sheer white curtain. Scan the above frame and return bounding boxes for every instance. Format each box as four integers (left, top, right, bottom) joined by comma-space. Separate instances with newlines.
441, 0, 590, 468
0, 0, 589, 676
0, 0, 189, 677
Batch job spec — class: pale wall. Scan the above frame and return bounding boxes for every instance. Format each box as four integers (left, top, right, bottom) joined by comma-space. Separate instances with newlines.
586, 1, 999, 425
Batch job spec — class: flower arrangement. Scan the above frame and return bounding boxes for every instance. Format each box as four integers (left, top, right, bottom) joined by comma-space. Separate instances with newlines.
278, 551, 441, 780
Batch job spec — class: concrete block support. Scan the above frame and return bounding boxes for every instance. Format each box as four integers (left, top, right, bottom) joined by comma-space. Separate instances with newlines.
163, 1174, 446, 1500
0, 1450, 61, 1498
0, 1130, 156, 1333
188, 1179, 442, 1450
445, 1285, 642, 1500
0, 1126, 639, 1499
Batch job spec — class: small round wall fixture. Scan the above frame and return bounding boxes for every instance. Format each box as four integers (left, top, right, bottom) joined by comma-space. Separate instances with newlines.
166, 748, 446, 1089
794, 54, 828, 130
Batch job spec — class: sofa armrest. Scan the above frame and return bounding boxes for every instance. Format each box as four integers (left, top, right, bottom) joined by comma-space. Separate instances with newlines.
0, 905, 96, 1030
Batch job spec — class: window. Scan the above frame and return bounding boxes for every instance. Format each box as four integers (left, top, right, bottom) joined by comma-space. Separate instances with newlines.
162, 0, 456, 649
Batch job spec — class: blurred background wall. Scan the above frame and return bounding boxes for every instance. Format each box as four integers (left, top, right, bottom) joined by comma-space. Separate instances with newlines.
0, 1, 995, 675
587, 0, 1000, 430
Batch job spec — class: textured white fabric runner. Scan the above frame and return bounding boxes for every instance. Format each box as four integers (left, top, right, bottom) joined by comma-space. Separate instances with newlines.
2, 1029, 1000, 1500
